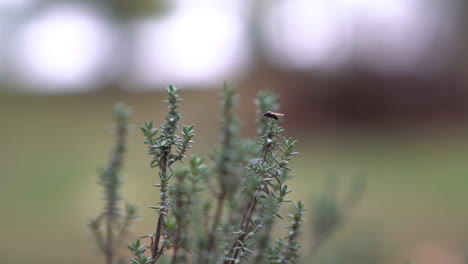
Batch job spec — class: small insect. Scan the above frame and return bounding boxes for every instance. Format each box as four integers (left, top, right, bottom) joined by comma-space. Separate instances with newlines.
263, 111, 285, 120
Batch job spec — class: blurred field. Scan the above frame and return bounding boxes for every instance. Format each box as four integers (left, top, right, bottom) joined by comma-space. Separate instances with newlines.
1, 90, 468, 264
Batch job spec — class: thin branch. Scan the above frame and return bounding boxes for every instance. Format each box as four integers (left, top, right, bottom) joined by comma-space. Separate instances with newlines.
225, 120, 276, 264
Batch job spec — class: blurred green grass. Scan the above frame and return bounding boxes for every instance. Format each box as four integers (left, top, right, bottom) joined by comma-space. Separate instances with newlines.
1, 90, 468, 264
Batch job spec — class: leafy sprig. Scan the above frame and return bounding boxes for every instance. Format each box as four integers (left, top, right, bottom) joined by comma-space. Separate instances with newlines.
89, 103, 138, 264
137, 85, 195, 261
224, 98, 300, 264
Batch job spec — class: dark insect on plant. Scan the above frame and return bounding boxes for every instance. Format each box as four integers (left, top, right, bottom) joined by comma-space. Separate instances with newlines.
263, 111, 285, 120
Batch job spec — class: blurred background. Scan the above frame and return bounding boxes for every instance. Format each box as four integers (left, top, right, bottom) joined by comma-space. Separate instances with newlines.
1, 0, 468, 263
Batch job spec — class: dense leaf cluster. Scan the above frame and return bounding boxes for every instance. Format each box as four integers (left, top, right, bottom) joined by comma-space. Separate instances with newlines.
129, 85, 305, 264
89, 84, 307, 264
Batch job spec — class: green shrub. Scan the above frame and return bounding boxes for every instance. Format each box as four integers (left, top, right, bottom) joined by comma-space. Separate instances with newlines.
90, 84, 306, 264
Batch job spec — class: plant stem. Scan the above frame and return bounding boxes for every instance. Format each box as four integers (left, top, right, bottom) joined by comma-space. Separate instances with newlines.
207, 164, 229, 254
106, 219, 114, 264
89, 103, 131, 264
170, 222, 181, 264
170, 209, 184, 264
152, 157, 169, 261
225, 122, 274, 264
207, 85, 237, 257
207, 193, 225, 252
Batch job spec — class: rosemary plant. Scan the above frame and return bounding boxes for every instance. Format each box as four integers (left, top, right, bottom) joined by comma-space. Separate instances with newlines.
126, 84, 305, 264
138, 85, 195, 263
224, 115, 299, 264
88, 103, 138, 264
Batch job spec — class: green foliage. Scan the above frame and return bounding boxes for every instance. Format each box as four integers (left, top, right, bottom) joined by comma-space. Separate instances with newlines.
279, 201, 306, 264
310, 175, 366, 257
128, 240, 155, 264
130, 85, 306, 264
224, 116, 299, 264
90, 84, 307, 264
88, 103, 138, 264
138, 85, 195, 262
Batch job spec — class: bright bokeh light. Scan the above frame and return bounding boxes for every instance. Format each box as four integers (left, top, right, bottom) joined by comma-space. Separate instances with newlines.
10, 4, 114, 93
132, 4, 250, 88
263, 0, 348, 70
263, 0, 447, 75
345, 0, 440, 75
0, 0, 456, 93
